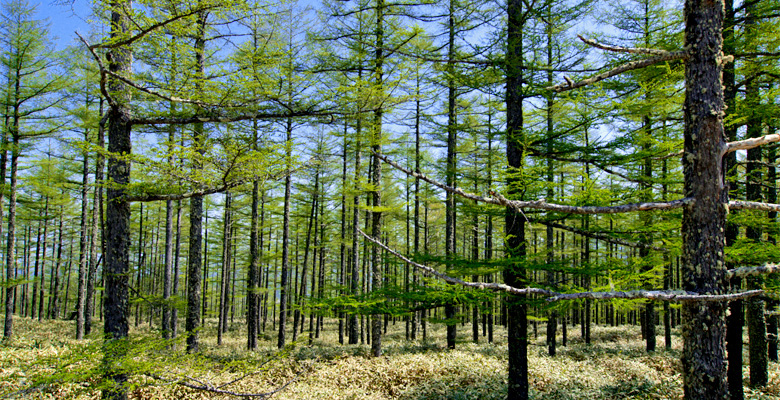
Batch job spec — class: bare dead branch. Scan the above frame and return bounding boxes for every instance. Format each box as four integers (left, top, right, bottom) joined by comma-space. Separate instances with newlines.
357, 228, 556, 297
359, 227, 763, 303
727, 263, 780, 279
547, 289, 763, 302
729, 200, 780, 212
578, 35, 681, 56
724, 133, 780, 154
375, 151, 693, 214
547, 50, 689, 92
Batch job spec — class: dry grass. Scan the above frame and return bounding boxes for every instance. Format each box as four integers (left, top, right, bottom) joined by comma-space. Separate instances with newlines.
1, 316, 780, 399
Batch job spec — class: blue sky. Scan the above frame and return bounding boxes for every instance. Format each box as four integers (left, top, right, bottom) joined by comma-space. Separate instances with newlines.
35, 0, 92, 49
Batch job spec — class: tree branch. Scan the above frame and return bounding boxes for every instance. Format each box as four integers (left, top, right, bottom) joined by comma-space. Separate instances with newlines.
359, 228, 763, 303
724, 133, 780, 154
547, 50, 689, 92
528, 218, 667, 252
578, 35, 681, 56
729, 200, 780, 212
76, 33, 116, 108
375, 151, 693, 214
727, 263, 780, 279
89, 5, 220, 50
547, 289, 764, 302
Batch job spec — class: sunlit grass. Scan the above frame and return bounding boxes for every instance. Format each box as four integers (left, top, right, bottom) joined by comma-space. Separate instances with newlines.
1, 315, 779, 399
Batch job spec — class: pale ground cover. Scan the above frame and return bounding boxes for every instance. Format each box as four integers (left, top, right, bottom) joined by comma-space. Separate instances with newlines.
1, 316, 779, 399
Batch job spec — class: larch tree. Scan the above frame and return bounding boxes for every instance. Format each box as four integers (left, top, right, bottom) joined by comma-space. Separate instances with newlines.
0, 0, 65, 341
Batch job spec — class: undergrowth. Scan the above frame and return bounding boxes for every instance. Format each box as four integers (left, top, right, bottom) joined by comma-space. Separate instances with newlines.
1, 316, 779, 399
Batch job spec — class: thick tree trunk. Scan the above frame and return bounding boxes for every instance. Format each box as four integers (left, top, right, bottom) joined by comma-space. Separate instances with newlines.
506, 1, 528, 398
680, 2, 729, 398
102, 3, 132, 397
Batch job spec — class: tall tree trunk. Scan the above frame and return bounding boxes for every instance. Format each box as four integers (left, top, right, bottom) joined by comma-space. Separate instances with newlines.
102, 1, 133, 397
37, 196, 50, 321
278, 117, 293, 349
744, 1, 768, 387
722, 1, 743, 397
506, 1, 528, 398
86, 100, 104, 335
369, 0, 385, 358
217, 191, 232, 346
681, 1, 729, 398
444, 0, 458, 350
247, 175, 260, 348
185, 9, 208, 354
76, 121, 91, 339
545, 22, 556, 356
4, 134, 19, 340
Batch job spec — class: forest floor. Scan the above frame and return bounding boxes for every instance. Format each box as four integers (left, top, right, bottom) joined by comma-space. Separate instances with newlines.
1, 316, 780, 399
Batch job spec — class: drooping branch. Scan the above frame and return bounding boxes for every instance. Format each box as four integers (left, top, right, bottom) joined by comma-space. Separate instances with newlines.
357, 228, 556, 297
724, 133, 780, 154
528, 218, 667, 252
375, 151, 693, 214
359, 228, 763, 303
547, 50, 689, 92
729, 200, 780, 212
547, 289, 764, 302
578, 35, 682, 56
727, 263, 780, 279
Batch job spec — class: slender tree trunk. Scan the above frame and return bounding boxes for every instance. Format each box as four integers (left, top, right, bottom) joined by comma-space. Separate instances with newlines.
185, 10, 208, 354
444, 0, 458, 350
369, 0, 385, 358
278, 117, 293, 349
217, 191, 232, 346
86, 101, 104, 335
4, 134, 19, 340
76, 130, 90, 339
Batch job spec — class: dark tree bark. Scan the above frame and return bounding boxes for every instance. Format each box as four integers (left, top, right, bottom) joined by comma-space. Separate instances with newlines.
76, 125, 90, 339
4, 130, 20, 339
217, 191, 232, 346
722, 1, 743, 398
247, 137, 260, 349
278, 117, 292, 349
680, 1, 729, 398
370, 0, 384, 358
744, 1, 768, 387
505, 1, 528, 398
185, 9, 208, 354
444, 0, 458, 351
102, 2, 133, 398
